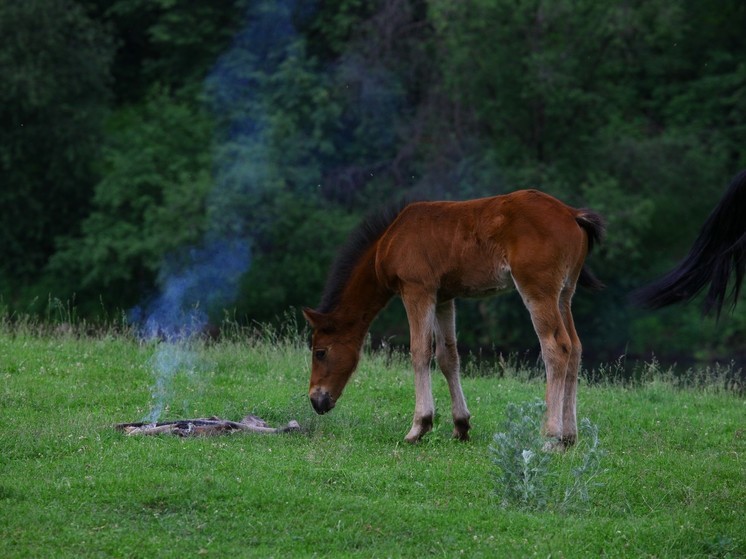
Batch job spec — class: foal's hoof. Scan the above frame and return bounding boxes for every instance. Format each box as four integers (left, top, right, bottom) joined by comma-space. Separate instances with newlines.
404, 428, 428, 444
453, 418, 471, 441
404, 416, 433, 443
542, 438, 567, 453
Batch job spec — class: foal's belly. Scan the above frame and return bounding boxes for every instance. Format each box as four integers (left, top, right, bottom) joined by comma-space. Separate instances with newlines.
459, 284, 513, 299
438, 263, 514, 300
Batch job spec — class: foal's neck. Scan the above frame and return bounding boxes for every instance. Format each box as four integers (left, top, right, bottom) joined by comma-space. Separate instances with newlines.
332, 246, 392, 342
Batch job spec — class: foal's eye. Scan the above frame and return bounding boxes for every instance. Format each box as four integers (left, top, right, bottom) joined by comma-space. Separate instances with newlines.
314, 348, 327, 360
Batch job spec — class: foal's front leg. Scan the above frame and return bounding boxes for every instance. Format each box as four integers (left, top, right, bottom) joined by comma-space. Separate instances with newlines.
435, 300, 471, 440
402, 292, 436, 443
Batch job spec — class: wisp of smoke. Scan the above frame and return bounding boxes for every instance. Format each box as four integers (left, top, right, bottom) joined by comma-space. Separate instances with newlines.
131, 0, 302, 423
131, 238, 251, 422
143, 342, 201, 423
131, 238, 250, 341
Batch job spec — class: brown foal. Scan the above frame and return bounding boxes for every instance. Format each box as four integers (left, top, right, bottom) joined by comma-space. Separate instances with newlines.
304, 189, 604, 447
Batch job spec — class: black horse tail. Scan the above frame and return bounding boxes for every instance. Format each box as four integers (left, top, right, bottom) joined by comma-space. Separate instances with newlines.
630, 169, 746, 317
576, 209, 606, 291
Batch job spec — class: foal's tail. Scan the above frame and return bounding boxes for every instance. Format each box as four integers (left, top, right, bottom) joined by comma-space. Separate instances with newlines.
630, 169, 746, 317
575, 209, 606, 291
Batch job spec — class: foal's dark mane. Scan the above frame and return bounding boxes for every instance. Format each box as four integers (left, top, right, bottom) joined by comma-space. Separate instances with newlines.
317, 201, 410, 314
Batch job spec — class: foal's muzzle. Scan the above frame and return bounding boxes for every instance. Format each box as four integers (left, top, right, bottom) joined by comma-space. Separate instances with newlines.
309, 390, 335, 415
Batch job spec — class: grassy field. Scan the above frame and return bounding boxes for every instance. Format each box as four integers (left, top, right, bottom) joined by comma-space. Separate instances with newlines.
1, 324, 744, 558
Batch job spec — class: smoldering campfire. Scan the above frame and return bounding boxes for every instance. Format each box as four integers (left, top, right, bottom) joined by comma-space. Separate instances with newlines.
115, 414, 300, 437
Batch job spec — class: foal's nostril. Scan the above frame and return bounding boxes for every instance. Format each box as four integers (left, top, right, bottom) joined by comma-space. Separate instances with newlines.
310, 391, 333, 415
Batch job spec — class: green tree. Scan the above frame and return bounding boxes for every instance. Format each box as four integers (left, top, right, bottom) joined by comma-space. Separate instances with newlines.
88, 0, 248, 101
49, 90, 214, 312
203, 0, 415, 322
0, 0, 114, 286
428, 0, 745, 361
235, 194, 359, 322
5, 0, 742, 364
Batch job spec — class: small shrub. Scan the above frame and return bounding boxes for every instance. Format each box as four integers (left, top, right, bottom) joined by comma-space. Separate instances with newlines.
489, 400, 552, 510
560, 418, 606, 510
489, 399, 606, 511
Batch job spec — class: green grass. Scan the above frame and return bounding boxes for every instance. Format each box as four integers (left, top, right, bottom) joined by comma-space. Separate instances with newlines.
1, 325, 744, 558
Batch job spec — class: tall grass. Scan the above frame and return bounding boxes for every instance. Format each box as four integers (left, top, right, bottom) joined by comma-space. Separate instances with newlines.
1, 315, 744, 557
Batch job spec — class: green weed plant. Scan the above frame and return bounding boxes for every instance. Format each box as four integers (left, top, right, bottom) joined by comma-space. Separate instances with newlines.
490, 400, 606, 512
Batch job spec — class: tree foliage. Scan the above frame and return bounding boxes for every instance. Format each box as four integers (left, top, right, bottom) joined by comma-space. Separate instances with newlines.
1, 0, 744, 364
0, 0, 114, 282
49, 89, 214, 311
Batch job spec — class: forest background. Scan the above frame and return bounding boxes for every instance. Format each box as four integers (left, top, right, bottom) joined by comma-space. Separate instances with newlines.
1, 0, 744, 369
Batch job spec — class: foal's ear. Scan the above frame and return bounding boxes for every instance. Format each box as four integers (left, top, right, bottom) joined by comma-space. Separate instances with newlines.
302, 307, 326, 328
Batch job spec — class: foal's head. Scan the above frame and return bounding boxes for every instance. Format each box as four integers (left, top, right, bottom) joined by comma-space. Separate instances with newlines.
302, 308, 361, 415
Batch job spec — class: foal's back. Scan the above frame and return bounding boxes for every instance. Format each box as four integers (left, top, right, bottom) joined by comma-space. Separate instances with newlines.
374, 189, 589, 300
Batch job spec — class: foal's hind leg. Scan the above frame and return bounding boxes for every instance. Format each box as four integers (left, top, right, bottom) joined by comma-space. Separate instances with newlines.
559, 287, 582, 446
516, 286, 573, 450
435, 300, 471, 440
